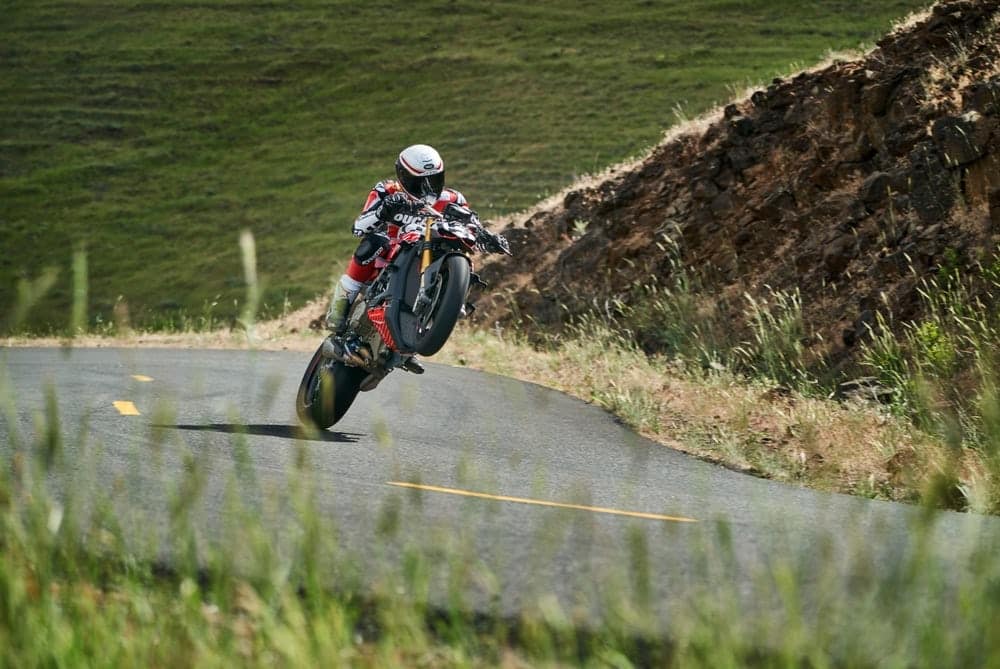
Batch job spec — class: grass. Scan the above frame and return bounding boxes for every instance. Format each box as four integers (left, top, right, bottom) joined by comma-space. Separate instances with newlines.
859, 251, 1000, 513
1, 0, 930, 333
442, 321, 935, 503
5, 332, 1000, 666
6, 232, 1000, 665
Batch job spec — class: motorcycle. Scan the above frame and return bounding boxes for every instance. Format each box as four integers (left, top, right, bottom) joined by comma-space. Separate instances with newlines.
296, 203, 511, 429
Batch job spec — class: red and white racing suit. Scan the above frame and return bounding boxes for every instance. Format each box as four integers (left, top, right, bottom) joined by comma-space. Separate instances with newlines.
327, 179, 471, 326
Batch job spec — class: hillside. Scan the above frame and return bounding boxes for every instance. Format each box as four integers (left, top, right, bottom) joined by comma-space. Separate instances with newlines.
478, 0, 1000, 376
1, 0, 927, 332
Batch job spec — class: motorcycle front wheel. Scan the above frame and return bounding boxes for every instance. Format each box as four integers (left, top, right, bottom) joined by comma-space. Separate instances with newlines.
295, 343, 367, 428
414, 255, 470, 356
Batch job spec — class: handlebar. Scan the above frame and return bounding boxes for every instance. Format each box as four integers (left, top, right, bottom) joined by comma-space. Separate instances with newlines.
401, 196, 512, 256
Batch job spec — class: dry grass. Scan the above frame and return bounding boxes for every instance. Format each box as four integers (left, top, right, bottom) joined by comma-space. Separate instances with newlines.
436, 325, 944, 503
0, 299, 325, 352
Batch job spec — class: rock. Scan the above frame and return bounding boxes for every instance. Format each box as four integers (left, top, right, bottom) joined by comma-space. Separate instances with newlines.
710, 191, 735, 216
853, 309, 876, 338
871, 250, 909, 279
823, 235, 857, 276
756, 188, 796, 222
639, 160, 665, 180
891, 194, 911, 213
794, 251, 820, 275
989, 189, 1000, 230
502, 228, 533, 254
700, 155, 724, 178
692, 178, 720, 201
763, 82, 797, 109
733, 227, 754, 248
842, 131, 876, 163
860, 70, 906, 117
932, 112, 991, 166
883, 121, 925, 158
755, 110, 786, 134
728, 146, 758, 171
888, 167, 911, 193
563, 190, 583, 212
908, 145, 956, 223
814, 193, 855, 219
731, 116, 755, 137
481, 0, 1000, 376
806, 161, 839, 191
859, 171, 892, 206
713, 168, 737, 190
964, 76, 1000, 115
523, 211, 547, 230
837, 376, 895, 402
918, 223, 943, 240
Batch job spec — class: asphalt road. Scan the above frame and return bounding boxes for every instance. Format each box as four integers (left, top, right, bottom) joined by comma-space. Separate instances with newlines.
2, 346, 998, 633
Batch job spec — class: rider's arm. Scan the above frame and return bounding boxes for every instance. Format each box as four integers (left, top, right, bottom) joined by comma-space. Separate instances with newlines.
353, 185, 386, 237
440, 189, 481, 229
443, 188, 469, 209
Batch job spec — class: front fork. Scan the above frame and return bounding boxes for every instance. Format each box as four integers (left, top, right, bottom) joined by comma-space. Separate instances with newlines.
414, 223, 436, 316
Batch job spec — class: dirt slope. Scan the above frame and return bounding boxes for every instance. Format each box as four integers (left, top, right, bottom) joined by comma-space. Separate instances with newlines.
478, 0, 1000, 371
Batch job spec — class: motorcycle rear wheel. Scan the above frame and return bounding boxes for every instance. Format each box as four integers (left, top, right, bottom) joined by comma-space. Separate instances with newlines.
414, 255, 470, 356
296, 343, 367, 428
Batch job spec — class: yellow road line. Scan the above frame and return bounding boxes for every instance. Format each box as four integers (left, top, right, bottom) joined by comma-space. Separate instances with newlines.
388, 481, 697, 523
113, 401, 141, 416
131, 375, 154, 382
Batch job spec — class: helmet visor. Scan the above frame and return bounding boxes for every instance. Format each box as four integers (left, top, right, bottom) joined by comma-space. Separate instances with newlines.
401, 171, 445, 201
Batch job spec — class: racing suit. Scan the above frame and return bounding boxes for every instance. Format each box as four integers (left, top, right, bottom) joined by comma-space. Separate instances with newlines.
325, 179, 473, 334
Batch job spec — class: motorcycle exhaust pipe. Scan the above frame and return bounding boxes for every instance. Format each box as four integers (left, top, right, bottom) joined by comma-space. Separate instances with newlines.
321, 336, 372, 367
342, 351, 368, 367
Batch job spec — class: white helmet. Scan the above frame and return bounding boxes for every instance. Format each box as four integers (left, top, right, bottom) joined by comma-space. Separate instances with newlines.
395, 144, 445, 203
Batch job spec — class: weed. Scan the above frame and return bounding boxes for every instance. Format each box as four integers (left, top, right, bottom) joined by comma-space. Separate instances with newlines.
734, 288, 816, 391
860, 248, 1000, 511
626, 236, 733, 370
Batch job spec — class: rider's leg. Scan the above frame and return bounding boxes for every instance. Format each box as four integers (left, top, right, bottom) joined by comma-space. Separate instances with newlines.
325, 234, 390, 333
325, 273, 365, 334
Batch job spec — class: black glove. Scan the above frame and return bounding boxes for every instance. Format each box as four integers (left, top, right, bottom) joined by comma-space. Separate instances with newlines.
443, 202, 479, 224
477, 229, 511, 255
378, 192, 420, 223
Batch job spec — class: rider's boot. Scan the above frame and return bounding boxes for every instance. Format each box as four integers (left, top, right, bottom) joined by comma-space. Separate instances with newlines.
400, 356, 425, 374
326, 275, 357, 332
323, 275, 363, 359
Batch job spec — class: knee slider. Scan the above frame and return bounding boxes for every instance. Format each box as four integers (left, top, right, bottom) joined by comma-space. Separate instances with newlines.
354, 233, 390, 265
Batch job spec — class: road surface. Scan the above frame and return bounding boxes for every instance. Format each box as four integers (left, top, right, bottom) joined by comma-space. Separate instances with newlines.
2, 346, 996, 635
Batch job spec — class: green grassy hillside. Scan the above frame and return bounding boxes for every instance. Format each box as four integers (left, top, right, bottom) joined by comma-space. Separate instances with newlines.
1, 0, 929, 331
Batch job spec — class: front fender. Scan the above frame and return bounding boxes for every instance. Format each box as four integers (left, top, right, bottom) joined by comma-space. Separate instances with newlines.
420, 251, 471, 293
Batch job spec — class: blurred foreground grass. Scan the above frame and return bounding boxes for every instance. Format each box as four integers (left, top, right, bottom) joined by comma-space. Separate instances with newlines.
4, 345, 1000, 667
7, 216, 1000, 664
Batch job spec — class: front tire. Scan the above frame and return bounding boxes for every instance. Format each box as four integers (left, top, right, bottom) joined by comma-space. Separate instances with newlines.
414, 255, 470, 356
296, 344, 367, 428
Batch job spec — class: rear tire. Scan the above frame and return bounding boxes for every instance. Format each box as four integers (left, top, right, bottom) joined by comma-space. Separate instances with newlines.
296, 344, 366, 428
414, 255, 470, 356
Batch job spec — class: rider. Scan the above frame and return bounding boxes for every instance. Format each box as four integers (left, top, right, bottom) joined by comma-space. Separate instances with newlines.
324, 144, 479, 373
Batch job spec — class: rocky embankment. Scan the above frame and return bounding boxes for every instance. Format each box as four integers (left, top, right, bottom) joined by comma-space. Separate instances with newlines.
480, 0, 1000, 370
